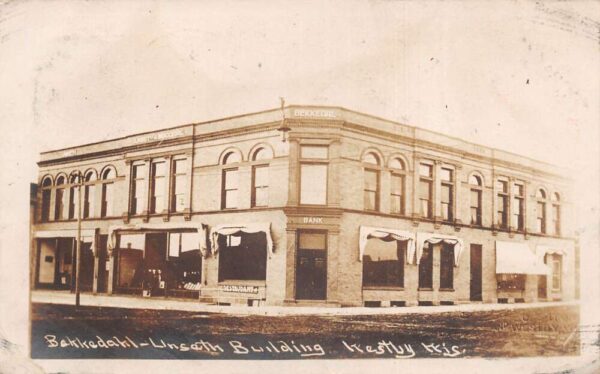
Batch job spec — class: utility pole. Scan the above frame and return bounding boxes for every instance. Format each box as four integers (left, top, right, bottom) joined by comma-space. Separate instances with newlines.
75, 171, 82, 308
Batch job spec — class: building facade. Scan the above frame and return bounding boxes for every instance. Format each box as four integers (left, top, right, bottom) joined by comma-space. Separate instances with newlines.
31, 106, 577, 307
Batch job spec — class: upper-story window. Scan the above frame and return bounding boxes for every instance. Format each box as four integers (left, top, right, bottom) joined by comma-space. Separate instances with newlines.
440, 167, 454, 222
362, 152, 380, 211
171, 158, 187, 213
300, 145, 328, 205
389, 158, 406, 215
536, 188, 547, 234
150, 161, 166, 214
54, 175, 66, 220
251, 147, 273, 208
512, 182, 525, 231
40, 177, 52, 222
419, 163, 433, 218
101, 167, 116, 217
552, 192, 561, 236
496, 179, 509, 229
83, 170, 96, 218
131, 163, 147, 215
221, 150, 242, 209
68, 174, 80, 220
469, 174, 483, 225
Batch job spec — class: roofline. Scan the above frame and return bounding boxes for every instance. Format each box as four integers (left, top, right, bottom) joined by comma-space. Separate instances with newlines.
39, 104, 562, 169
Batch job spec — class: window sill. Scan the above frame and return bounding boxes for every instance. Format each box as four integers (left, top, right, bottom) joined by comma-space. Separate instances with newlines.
439, 288, 455, 292
418, 287, 433, 291
218, 280, 266, 286
362, 286, 405, 291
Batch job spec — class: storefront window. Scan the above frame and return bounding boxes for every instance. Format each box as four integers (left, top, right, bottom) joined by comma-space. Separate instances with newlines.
167, 232, 202, 292
497, 274, 526, 291
218, 232, 267, 282
362, 239, 405, 287
117, 234, 145, 289
418, 243, 433, 289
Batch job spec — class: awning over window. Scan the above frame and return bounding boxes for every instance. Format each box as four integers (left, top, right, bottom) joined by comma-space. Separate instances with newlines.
536, 245, 567, 263
496, 241, 548, 275
210, 222, 273, 255
358, 226, 415, 262
108, 222, 208, 257
414, 232, 464, 266
34, 229, 96, 239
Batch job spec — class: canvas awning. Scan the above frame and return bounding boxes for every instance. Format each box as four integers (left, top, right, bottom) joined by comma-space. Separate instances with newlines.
496, 241, 549, 275
210, 222, 273, 255
107, 222, 208, 257
34, 229, 96, 239
414, 232, 464, 266
358, 226, 415, 262
34, 229, 97, 254
536, 245, 567, 263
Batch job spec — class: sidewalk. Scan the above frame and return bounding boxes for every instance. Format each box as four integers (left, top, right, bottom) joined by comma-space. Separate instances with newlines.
31, 290, 579, 317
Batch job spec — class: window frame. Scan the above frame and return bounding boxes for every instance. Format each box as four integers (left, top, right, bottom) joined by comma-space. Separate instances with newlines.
251, 164, 269, 208
150, 161, 166, 214
130, 163, 147, 216
170, 157, 188, 213
362, 238, 406, 288
299, 145, 329, 206
419, 163, 434, 219
469, 174, 483, 226
497, 179, 509, 229
440, 167, 454, 222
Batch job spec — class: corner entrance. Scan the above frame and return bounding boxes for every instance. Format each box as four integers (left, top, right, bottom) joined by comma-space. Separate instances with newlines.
295, 231, 327, 300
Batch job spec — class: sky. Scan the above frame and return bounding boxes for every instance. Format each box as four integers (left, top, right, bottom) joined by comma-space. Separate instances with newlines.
0, 0, 599, 370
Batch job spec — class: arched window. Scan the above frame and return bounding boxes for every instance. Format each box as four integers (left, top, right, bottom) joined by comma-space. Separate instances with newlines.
54, 175, 66, 220
101, 167, 116, 217
221, 150, 242, 209
362, 152, 381, 211
363, 152, 380, 166
68, 174, 81, 219
251, 147, 272, 208
222, 151, 242, 165
83, 171, 96, 218
552, 192, 561, 235
389, 157, 406, 215
252, 147, 272, 161
469, 173, 483, 225
536, 188, 548, 234
40, 177, 52, 222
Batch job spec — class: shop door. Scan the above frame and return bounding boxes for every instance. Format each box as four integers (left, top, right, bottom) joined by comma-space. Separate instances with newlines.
97, 235, 109, 293
144, 233, 168, 296
295, 231, 327, 300
470, 244, 482, 301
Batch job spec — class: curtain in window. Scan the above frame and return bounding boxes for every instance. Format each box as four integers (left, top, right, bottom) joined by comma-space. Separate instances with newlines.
209, 222, 273, 256
358, 226, 415, 262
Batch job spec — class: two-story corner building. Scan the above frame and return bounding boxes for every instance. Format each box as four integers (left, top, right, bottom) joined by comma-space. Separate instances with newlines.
31, 105, 578, 307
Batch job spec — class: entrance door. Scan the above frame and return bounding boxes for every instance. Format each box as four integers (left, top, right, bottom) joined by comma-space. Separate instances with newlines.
97, 235, 109, 293
144, 233, 168, 296
470, 244, 482, 301
296, 231, 327, 300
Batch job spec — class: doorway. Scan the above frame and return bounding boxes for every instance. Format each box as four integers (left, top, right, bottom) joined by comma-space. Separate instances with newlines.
295, 231, 327, 300
470, 244, 483, 301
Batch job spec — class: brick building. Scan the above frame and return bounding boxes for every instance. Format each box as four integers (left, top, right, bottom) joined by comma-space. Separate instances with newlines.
31, 105, 577, 306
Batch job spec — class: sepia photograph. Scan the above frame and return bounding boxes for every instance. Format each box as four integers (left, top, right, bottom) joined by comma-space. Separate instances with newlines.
1, 1, 599, 373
